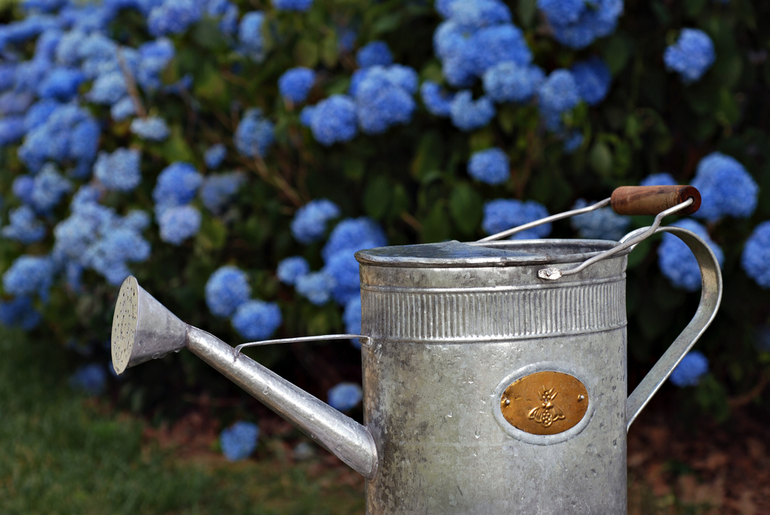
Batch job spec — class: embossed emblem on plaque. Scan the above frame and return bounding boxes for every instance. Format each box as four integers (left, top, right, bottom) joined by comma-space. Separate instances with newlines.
500, 371, 588, 435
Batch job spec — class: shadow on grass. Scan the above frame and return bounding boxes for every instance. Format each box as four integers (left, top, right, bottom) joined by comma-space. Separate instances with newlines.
0, 328, 365, 515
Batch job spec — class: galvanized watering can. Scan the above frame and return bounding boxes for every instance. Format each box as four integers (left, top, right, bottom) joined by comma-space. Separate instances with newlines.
111, 186, 722, 514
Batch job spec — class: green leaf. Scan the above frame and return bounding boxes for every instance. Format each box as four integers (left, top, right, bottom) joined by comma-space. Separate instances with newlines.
372, 13, 402, 35
196, 216, 228, 252
626, 238, 651, 269
517, 0, 537, 28
588, 141, 613, 176
716, 88, 740, 125
388, 183, 411, 221
193, 63, 227, 105
449, 182, 483, 236
293, 39, 318, 68
192, 18, 228, 51
684, 0, 707, 17
411, 131, 444, 181
363, 175, 392, 220
421, 202, 451, 243
343, 157, 366, 181
602, 32, 633, 75
158, 127, 194, 163
320, 33, 339, 68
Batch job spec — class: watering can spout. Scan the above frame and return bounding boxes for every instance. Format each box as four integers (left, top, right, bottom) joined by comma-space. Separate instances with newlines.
110, 276, 378, 480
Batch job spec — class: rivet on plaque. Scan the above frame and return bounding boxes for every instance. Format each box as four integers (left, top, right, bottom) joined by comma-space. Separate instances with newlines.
500, 371, 589, 436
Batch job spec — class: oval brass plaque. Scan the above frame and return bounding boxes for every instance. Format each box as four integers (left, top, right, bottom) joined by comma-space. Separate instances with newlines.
500, 371, 588, 435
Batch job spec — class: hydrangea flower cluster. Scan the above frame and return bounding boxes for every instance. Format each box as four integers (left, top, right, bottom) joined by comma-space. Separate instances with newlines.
570, 199, 631, 241
690, 152, 758, 222
537, 0, 624, 49
130, 116, 170, 141
741, 221, 770, 289
640, 173, 677, 186
3, 255, 55, 301
657, 219, 724, 291
327, 382, 363, 411
94, 148, 141, 192
0, 296, 42, 331
467, 148, 509, 185
235, 108, 275, 158
69, 363, 107, 395
291, 199, 341, 244
204, 144, 227, 170
664, 29, 715, 84
278, 67, 316, 104
669, 350, 709, 387
220, 420, 260, 461
199, 172, 245, 214
152, 162, 203, 245
482, 199, 551, 239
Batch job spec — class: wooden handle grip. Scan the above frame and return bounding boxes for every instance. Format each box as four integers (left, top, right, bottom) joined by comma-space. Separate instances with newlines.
610, 186, 701, 216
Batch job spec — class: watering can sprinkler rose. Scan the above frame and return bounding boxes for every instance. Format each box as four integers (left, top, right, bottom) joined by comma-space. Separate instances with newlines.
111, 186, 722, 514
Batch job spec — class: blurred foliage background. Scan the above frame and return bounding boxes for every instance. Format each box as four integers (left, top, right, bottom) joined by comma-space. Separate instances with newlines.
0, 0, 768, 449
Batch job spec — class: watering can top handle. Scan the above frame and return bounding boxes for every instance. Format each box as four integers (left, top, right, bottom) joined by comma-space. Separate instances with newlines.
625, 225, 723, 431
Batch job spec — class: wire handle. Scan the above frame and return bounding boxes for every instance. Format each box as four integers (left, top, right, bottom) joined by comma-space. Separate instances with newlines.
234, 334, 370, 358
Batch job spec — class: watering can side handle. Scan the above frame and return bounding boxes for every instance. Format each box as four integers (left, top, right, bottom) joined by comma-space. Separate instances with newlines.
625, 226, 723, 431
610, 185, 701, 216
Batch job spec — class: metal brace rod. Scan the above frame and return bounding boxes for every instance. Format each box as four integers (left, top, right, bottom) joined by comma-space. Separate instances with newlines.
477, 198, 612, 242
234, 334, 370, 357
537, 197, 695, 280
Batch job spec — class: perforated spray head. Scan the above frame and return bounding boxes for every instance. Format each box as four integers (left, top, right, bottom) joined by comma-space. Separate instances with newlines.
111, 276, 188, 375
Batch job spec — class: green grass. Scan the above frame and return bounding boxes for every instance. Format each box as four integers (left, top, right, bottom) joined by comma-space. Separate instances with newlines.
0, 328, 365, 515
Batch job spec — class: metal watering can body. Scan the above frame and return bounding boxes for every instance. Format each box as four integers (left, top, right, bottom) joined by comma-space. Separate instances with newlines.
110, 186, 722, 514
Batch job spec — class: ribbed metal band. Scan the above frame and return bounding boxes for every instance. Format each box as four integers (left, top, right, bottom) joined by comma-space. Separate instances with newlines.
361, 278, 626, 342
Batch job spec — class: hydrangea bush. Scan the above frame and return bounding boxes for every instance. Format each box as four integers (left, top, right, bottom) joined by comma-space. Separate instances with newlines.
1, 0, 769, 422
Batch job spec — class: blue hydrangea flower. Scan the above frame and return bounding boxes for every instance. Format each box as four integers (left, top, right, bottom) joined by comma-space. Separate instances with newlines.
3, 205, 47, 243
482, 61, 544, 103
571, 56, 612, 106
158, 205, 201, 245
309, 95, 358, 146
88, 71, 127, 105
152, 162, 203, 211
0, 116, 26, 146
130, 116, 170, 141
356, 41, 393, 68
482, 199, 552, 239
137, 38, 175, 91
238, 11, 266, 63
94, 148, 141, 192
199, 172, 244, 214
235, 108, 274, 158
548, 0, 623, 50
322, 251, 361, 305
691, 152, 758, 222
640, 173, 677, 186
220, 421, 259, 461
69, 363, 107, 395
37, 67, 86, 101
278, 67, 315, 104
538, 69, 580, 113
664, 29, 715, 84
468, 148, 509, 185
343, 296, 362, 348
110, 97, 136, 121
205, 266, 251, 318
322, 217, 387, 262
82, 227, 151, 285
536, 0, 585, 26
277, 256, 309, 285
420, 81, 455, 117
231, 300, 282, 340
147, 0, 202, 37
354, 66, 417, 135
204, 0, 239, 35
450, 91, 496, 131
741, 221, 770, 289
295, 271, 335, 305
0, 296, 42, 331
444, 0, 512, 30
291, 199, 341, 244
570, 198, 631, 241
470, 24, 533, 76
204, 144, 227, 169
3, 255, 54, 301
436, 25, 479, 88
23, 99, 59, 132
299, 105, 315, 127
669, 350, 708, 387
658, 219, 724, 291
328, 382, 362, 411
31, 164, 72, 212
563, 131, 583, 153
271, 0, 312, 11
0, 91, 34, 116
13, 175, 35, 205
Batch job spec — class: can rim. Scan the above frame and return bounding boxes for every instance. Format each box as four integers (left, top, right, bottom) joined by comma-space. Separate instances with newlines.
355, 239, 632, 268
